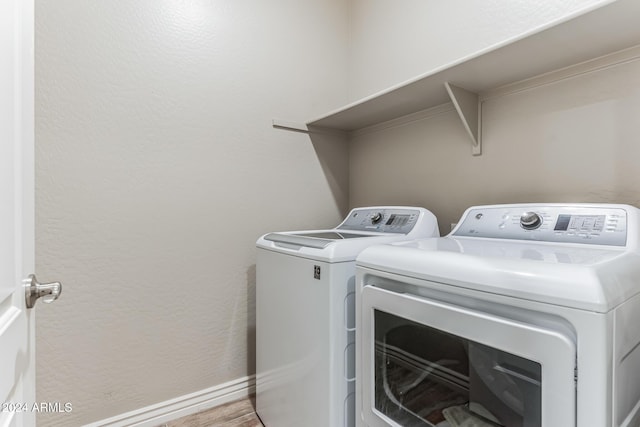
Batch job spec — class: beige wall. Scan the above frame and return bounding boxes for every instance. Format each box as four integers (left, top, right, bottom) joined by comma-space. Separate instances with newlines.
350, 58, 640, 235
35, 1, 349, 425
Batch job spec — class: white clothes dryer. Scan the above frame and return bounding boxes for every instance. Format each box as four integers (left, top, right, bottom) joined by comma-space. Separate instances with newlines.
356, 203, 640, 427
256, 207, 439, 427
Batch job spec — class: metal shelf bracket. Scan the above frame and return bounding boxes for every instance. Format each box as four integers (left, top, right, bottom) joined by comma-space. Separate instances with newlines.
445, 82, 481, 156
272, 119, 309, 134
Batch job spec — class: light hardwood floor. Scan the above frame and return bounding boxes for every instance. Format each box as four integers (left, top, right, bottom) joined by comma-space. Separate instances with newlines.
158, 397, 263, 427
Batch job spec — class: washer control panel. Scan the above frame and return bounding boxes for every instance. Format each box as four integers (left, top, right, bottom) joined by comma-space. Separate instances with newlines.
453, 205, 628, 246
338, 207, 421, 234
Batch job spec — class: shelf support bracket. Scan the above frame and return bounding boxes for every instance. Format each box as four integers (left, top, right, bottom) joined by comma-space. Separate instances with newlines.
445, 82, 481, 156
272, 119, 309, 134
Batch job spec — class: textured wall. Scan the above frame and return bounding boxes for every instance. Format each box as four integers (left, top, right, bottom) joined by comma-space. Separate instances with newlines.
350, 57, 640, 236
347, 0, 608, 100
34, 1, 349, 425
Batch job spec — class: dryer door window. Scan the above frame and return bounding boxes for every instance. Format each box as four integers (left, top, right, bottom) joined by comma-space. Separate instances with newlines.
374, 310, 541, 427
359, 286, 576, 427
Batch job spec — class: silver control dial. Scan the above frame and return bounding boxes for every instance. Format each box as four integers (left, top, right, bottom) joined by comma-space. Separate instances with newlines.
520, 211, 543, 230
371, 212, 383, 224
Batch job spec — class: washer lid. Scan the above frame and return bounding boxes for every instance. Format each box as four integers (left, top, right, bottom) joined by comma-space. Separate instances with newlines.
357, 237, 640, 312
256, 206, 440, 262
263, 231, 378, 249
258, 229, 413, 263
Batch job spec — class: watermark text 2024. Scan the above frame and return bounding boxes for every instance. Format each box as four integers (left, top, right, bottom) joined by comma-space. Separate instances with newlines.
1, 402, 72, 413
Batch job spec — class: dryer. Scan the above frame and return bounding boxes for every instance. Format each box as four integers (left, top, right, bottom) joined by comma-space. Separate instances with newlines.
256, 207, 439, 427
356, 203, 640, 427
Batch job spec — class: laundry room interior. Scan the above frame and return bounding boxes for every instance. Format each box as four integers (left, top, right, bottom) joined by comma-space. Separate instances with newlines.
30, 0, 640, 426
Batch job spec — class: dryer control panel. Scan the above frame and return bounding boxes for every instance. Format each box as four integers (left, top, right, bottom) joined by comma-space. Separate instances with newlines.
453, 204, 628, 246
338, 207, 421, 234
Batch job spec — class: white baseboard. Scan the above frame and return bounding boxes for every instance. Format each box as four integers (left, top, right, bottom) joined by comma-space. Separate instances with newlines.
83, 375, 256, 427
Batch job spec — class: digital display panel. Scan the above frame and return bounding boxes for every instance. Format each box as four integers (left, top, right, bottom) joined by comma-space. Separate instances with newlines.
554, 215, 571, 231
386, 214, 409, 226
554, 215, 605, 232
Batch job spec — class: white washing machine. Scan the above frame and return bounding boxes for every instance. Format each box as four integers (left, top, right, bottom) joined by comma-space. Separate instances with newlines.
256, 207, 440, 427
355, 203, 640, 427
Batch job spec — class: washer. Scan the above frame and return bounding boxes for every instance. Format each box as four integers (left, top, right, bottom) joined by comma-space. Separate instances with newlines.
256, 207, 440, 427
356, 203, 640, 427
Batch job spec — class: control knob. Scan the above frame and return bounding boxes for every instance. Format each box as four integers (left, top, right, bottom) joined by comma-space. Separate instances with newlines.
371, 212, 383, 224
520, 211, 542, 230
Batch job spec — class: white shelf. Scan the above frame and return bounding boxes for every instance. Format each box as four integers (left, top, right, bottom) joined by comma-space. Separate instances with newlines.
305, 0, 640, 138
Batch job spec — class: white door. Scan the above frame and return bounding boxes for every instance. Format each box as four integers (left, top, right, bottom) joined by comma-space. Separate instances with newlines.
1, 0, 35, 425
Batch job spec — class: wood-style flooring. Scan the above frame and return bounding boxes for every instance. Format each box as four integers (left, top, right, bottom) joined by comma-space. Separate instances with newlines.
158, 397, 263, 427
